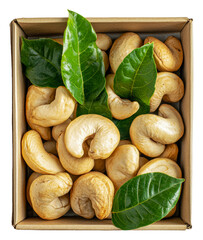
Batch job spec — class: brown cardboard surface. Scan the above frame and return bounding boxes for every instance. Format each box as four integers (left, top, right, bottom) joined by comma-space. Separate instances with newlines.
16, 217, 187, 230
11, 20, 27, 227
11, 17, 192, 230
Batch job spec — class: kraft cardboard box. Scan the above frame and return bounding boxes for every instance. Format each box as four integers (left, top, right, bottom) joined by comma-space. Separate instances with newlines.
10, 17, 193, 230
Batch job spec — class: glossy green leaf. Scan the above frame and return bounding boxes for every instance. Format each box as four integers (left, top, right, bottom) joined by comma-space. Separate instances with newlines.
114, 43, 157, 103
112, 172, 184, 230
76, 88, 112, 119
21, 37, 63, 87
61, 10, 106, 105
112, 43, 157, 139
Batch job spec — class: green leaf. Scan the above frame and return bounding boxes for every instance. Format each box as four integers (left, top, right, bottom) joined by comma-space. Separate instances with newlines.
112, 43, 157, 139
112, 173, 184, 230
77, 88, 112, 119
114, 43, 157, 104
21, 37, 64, 88
61, 10, 106, 105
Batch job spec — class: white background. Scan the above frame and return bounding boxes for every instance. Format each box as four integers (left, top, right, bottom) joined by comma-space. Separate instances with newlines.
0, 0, 201, 239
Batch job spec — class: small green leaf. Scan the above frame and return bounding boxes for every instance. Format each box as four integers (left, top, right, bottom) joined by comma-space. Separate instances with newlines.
112, 172, 184, 230
21, 37, 64, 88
61, 10, 106, 105
112, 43, 157, 139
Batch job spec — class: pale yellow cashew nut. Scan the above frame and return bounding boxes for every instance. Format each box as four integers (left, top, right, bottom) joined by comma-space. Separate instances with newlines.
106, 74, 139, 120
26, 85, 55, 140
96, 33, 112, 51
144, 36, 183, 72
70, 172, 114, 220
137, 158, 182, 178
150, 72, 184, 112
109, 32, 143, 73
30, 172, 72, 220
57, 133, 94, 175
22, 130, 64, 174
52, 118, 72, 141
106, 144, 139, 190
158, 143, 179, 162
43, 140, 57, 156
64, 114, 120, 159
130, 104, 184, 157
102, 51, 109, 72
31, 86, 76, 127
26, 172, 41, 207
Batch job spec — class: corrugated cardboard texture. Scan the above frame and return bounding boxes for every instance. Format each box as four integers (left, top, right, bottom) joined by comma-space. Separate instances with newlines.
11, 17, 192, 230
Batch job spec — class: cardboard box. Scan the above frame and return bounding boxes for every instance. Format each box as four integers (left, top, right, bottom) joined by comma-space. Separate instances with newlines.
10, 17, 193, 230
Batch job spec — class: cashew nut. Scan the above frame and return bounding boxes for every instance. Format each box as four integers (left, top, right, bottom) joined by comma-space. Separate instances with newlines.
70, 172, 114, 219
137, 158, 182, 178
158, 143, 179, 161
144, 36, 183, 72
106, 144, 139, 190
93, 159, 106, 173
57, 133, 94, 175
150, 72, 184, 112
139, 156, 149, 168
102, 51, 109, 72
64, 114, 120, 159
43, 140, 57, 156
106, 74, 139, 120
130, 104, 184, 157
26, 172, 41, 206
26, 85, 55, 140
31, 86, 76, 127
118, 140, 132, 146
30, 172, 72, 220
86, 138, 106, 173
109, 32, 143, 73
52, 118, 71, 141
96, 33, 112, 51
22, 130, 64, 174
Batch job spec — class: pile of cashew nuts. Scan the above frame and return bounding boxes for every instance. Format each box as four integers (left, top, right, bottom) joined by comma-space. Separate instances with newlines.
22, 32, 185, 221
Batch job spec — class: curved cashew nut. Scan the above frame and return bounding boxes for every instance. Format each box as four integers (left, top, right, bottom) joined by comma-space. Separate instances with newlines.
57, 133, 94, 175
102, 51, 109, 72
158, 143, 179, 161
150, 72, 184, 112
109, 32, 143, 73
144, 36, 183, 72
26, 172, 41, 206
43, 140, 57, 156
52, 118, 72, 141
31, 86, 76, 127
130, 104, 184, 157
64, 114, 120, 159
106, 74, 139, 120
30, 172, 72, 220
96, 33, 112, 51
70, 172, 114, 219
85, 138, 106, 173
106, 144, 139, 190
137, 158, 182, 178
22, 130, 64, 174
26, 85, 55, 140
